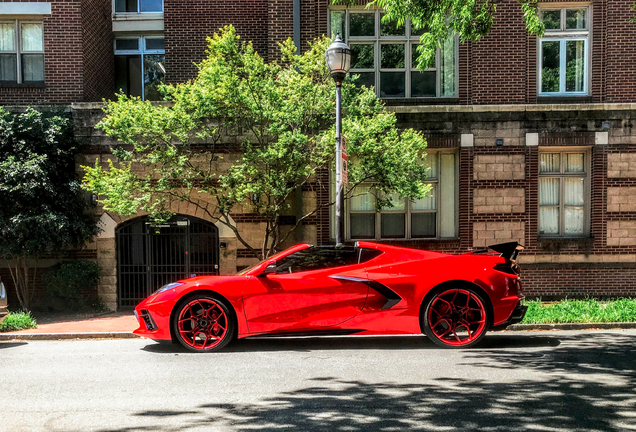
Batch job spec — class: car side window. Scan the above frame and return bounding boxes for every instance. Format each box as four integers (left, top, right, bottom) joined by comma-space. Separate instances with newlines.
275, 246, 360, 274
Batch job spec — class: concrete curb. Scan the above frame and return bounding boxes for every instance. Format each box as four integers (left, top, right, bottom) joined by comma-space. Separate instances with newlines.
506, 322, 636, 331
0, 332, 140, 341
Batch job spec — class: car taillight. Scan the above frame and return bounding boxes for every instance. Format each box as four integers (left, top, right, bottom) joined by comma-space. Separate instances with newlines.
494, 262, 520, 276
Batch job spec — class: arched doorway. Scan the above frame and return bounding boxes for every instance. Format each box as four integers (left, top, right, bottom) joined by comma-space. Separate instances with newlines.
116, 216, 219, 307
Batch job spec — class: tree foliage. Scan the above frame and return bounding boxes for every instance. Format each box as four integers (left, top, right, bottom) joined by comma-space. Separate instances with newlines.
332, 0, 545, 69
83, 25, 431, 259
0, 108, 99, 309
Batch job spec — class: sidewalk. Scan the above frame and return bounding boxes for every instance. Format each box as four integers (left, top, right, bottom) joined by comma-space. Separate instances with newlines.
0, 311, 140, 341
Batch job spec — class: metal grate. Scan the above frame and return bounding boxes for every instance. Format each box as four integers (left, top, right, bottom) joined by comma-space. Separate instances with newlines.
116, 216, 219, 308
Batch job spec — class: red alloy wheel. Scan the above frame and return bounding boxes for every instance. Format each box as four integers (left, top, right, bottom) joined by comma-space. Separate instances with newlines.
424, 288, 488, 348
176, 297, 230, 351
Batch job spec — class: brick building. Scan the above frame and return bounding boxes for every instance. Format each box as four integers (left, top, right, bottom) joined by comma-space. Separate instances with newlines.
1, 0, 636, 310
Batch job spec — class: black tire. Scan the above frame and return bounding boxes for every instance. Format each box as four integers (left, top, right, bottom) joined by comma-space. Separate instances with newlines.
422, 287, 490, 349
172, 293, 235, 353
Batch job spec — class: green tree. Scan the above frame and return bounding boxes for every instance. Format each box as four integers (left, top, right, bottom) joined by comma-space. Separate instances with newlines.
0, 108, 99, 310
83, 25, 431, 259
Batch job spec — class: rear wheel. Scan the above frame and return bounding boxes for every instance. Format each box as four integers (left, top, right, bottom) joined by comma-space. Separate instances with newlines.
172, 294, 235, 353
423, 288, 489, 348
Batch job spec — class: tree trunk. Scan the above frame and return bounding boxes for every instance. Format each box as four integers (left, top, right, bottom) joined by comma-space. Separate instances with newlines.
7, 256, 33, 310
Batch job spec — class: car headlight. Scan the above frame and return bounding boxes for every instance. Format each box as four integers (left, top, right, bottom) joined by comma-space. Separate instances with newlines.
153, 282, 184, 296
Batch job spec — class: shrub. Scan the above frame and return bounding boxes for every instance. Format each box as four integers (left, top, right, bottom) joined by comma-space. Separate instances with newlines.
0, 311, 37, 332
41, 261, 101, 312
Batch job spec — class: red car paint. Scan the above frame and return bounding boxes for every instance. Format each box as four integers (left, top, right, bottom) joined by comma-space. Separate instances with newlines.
133, 241, 525, 349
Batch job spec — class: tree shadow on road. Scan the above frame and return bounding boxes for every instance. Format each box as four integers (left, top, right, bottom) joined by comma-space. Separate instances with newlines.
113, 332, 635, 432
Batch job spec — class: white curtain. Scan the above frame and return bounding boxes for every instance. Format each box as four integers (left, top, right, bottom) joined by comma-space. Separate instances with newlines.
21, 24, 43, 52
540, 178, 560, 234
350, 186, 375, 211
564, 177, 584, 234
566, 153, 584, 172
540, 153, 560, 173
412, 187, 435, 210
0, 24, 15, 51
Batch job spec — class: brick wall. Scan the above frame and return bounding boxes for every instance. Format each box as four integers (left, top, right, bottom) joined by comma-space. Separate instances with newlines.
0, 0, 85, 105
163, 0, 268, 84
81, 0, 114, 102
473, 188, 525, 214
605, 0, 636, 102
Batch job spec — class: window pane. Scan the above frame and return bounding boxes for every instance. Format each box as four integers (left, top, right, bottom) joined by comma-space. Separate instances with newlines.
566, 40, 585, 92
0, 23, 15, 51
144, 54, 165, 101
542, 41, 560, 93
540, 207, 559, 234
352, 72, 374, 89
350, 186, 375, 210
412, 188, 435, 210
564, 177, 584, 206
115, 55, 142, 98
380, 72, 405, 97
542, 10, 561, 30
350, 213, 375, 239
381, 213, 405, 238
539, 178, 560, 205
566, 153, 584, 172
381, 192, 405, 211
330, 10, 345, 40
21, 54, 44, 82
21, 24, 43, 52
145, 38, 165, 51
0, 54, 17, 81
140, 0, 163, 12
566, 9, 586, 30
564, 207, 584, 235
350, 13, 375, 37
426, 152, 438, 178
440, 34, 455, 96
351, 44, 374, 69
275, 247, 359, 273
439, 153, 456, 237
540, 153, 560, 173
115, 38, 139, 51
115, 0, 138, 12
411, 71, 435, 97
380, 14, 405, 36
411, 213, 436, 238
381, 44, 405, 68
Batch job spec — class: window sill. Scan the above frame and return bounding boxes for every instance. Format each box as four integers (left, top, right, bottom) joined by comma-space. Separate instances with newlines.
383, 98, 460, 107
536, 96, 593, 104
0, 82, 45, 88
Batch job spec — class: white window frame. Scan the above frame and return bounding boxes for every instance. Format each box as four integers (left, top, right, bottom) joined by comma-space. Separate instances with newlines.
113, 0, 164, 14
538, 147, 591, 237
328, 7, 458, 99
114, 35, 165, 100
0, 20, 44, 84
343, 149, 458, 241
538, 5, 591, 97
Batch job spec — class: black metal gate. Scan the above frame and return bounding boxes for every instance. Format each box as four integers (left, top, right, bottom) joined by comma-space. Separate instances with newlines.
116, 216, 219, 307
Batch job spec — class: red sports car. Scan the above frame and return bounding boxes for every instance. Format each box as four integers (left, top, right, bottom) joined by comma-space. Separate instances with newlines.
133, 241, 526, 351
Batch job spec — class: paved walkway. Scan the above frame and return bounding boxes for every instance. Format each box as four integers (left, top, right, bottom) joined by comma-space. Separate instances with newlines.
0, 311, 139, 340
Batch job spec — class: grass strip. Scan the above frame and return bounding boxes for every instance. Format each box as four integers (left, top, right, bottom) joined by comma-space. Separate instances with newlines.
520, 299, 636, 324
0, 311, 38, 332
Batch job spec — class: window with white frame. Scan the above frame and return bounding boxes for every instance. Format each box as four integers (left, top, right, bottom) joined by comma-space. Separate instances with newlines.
539, 7, 589, 96
0, 21, 44, 84
346, 151, 457, 240
114, 0, 163, 13
114, 36, 165, 101
328, 9, 457, 98
538, 150, 589, 236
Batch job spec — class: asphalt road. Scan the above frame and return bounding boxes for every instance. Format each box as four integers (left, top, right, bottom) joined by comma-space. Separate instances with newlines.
1, 330, 635, 432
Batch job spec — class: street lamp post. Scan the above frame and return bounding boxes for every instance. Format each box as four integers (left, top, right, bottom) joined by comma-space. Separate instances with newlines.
325, 35, 351, 246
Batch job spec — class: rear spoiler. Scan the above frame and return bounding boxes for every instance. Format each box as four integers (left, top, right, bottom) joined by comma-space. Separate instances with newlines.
488, 242, 524, 261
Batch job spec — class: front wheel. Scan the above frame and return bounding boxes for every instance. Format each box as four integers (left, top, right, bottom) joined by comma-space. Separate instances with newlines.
423, 288, 489, 348
172, 294, 235, 352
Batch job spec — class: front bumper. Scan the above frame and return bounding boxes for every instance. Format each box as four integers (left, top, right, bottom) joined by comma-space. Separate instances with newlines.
492, 301, 528, 331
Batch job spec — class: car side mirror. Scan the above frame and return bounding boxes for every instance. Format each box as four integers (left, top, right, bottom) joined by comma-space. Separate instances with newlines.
257, 263, 277, 277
